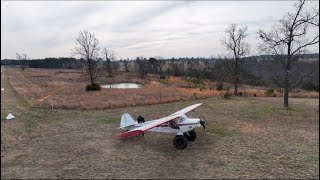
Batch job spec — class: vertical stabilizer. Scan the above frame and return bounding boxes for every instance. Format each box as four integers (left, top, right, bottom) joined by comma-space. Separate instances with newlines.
120, 113, 136, 129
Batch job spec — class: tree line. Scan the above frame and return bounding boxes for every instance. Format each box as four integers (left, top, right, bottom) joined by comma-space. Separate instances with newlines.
1, 54, 318, 90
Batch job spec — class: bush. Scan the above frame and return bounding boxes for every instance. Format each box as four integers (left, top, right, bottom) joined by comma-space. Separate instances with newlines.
222, 90, 231, 99
86, 83, 101, 91
265, 89, 274, 97
160, 75, 166, 79
275, 88, 283, 93
216, 82, 223, 91
302, 82, 319, 92
242, 90, 248, 97
224, 92, 231, 99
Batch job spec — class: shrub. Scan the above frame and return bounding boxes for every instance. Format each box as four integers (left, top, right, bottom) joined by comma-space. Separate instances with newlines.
216, 82, 223, 91
192, 79, 203, 85
265, 89, 274, 96
242, 90, 248, 97
222, 90, 231, 99
86, 83, 101, 91
160, 75, 166, 79
276, 88, 283, 93
193, 93, 198, 99
302, 81, 319, 92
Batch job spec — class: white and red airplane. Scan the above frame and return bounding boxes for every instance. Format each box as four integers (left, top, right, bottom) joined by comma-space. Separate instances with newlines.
117, 103, 205, 149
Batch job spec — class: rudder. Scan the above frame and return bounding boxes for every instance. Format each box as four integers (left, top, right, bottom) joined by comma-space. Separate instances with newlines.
120, 113, 136, 129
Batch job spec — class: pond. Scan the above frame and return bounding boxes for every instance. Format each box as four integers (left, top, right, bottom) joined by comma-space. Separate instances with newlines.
101, 83, 143, 89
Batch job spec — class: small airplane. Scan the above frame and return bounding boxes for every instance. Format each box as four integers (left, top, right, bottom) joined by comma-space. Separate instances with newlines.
117, 103, 205, 149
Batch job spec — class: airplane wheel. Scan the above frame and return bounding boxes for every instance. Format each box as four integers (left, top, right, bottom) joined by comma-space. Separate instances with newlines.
184, 130, 196, 141
173, 135, 188, 149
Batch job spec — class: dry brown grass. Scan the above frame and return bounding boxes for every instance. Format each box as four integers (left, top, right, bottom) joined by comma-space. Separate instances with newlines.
240, 88, 319, 98
1, 66, 319, 179
3, 68, 225, 109
3, 67, 319, 109
235, 120, 266, 134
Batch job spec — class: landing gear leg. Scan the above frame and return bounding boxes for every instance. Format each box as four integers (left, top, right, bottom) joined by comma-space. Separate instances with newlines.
183, 130, 197, 141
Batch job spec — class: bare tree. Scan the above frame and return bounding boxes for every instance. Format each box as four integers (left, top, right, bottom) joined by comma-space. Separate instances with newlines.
155, 56, 166, 79
71, 30, 101, 90
211, 57, 234, 88
135, 56, 148, 79
168, 59, 181, 77
112, 61, 120, 74
102, 48, 117, 77
258, 0, 319, 107
172, 62, 180, 77
149, 56, 166, 79
123, 59, 130, 72
187, 60, 202, 81
221, 24, 250, 95
16, 53, 28, 71
203, 59, 212, 76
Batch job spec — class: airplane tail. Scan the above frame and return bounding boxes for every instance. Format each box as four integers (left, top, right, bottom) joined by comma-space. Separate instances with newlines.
119, 113, 136, 129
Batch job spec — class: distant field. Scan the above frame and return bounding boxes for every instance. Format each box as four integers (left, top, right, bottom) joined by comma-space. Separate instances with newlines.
1, 67, 319, 179
2, 67, 319, 109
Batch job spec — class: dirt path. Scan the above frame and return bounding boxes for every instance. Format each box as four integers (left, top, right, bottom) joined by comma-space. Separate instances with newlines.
2, 67, 57, 177
1, 67, 319, 179
1, 66, 31, 168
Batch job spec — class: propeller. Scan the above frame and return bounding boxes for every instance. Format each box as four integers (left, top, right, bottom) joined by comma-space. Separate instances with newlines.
199, 119, 206, 129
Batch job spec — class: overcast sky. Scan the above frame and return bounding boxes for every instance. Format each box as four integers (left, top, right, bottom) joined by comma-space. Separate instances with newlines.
1, 1, 319, 60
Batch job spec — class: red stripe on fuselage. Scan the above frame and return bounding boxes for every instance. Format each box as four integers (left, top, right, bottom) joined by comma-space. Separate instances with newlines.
117, 130, 143, 138
156, 123, 198, 127
178, 123, 199, 126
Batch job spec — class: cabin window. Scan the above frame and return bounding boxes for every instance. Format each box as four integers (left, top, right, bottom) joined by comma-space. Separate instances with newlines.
179, 115, 187, 122
169, 119, 179, 129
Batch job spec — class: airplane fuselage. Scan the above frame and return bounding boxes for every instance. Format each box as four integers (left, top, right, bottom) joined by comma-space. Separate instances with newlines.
121, 114, 201, 135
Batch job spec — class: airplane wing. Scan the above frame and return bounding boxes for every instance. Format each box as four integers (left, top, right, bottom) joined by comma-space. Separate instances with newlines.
168, 103, 203, 117
117, 103, 203, 138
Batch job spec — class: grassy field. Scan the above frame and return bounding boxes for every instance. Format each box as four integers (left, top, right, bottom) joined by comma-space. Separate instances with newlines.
1, 66, 319, 179
2, 67, 318, 109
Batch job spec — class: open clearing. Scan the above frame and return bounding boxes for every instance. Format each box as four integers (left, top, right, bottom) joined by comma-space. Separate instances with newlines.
1, 67, 319, 179
3, 67, 318, 109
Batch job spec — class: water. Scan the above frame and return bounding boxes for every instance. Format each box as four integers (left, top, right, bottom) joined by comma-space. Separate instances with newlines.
101, 83, 142, 89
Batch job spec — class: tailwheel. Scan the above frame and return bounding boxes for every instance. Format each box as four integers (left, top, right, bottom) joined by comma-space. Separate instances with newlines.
173, 135, 188, 149
184, 130, 196, 141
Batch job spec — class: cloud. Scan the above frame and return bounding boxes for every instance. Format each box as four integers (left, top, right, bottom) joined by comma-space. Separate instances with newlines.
1, 1, 319, 59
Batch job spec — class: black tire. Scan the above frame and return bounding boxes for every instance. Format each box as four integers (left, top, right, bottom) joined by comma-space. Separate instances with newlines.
184, 130, 197, 141
173, 135, 188, 149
